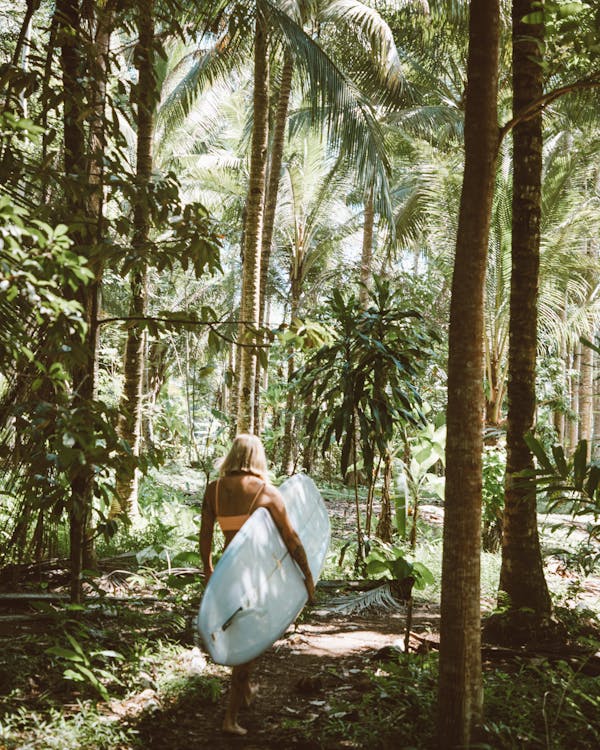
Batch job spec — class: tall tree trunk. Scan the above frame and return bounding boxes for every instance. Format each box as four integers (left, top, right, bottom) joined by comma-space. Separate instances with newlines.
254, 51, 294, 430
2, 0, 40, 116
437, 0, 500, 746
280, 273, 301, 475
568, 342, 581, 452
593, 343, 600, 459
359, 183, 375, 308
237, 12, 269, 434
58, 0, 97, 603
579, 336, 593, 459
114, 0, 155, 520
498, 0, 551, 625
553, 305, 567, 443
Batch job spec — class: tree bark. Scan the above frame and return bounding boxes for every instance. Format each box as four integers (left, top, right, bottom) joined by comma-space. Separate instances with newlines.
254, 51, 294, 431
237, 12, 269, 434
579, 336, 593, 459
568, 342, 581, 452
114, 0, 155, 519
499, 0, 551, 621
280, 274, 301, 475
437, 0, 500, 746
553, 305, 567, 443
359, 184, 375, 308
57, 0, 97, 603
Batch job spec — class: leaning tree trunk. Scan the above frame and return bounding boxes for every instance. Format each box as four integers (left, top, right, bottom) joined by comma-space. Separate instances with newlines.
437, 0, 500, 746
237, 12, 269, 434
498, 0, 552, 627
253, 51, 294, 431
114, 0, 155, 520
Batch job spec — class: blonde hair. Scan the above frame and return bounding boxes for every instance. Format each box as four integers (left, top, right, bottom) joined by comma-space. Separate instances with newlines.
218, 434, 268, 480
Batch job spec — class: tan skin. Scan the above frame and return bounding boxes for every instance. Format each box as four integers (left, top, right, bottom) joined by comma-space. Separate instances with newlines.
199, 471, 315, 735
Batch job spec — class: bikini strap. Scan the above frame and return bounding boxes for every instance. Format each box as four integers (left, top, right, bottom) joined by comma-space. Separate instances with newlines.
247, 481, 265, 514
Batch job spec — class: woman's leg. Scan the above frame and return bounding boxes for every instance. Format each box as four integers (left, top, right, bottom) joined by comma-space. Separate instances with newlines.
222, 661, 254, 735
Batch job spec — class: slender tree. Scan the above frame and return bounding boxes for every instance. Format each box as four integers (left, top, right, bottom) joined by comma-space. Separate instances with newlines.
437, 0, 500, 746
57, 0, 100, 602
498, 0, 552, 627
237, 10, 269, 433
114, 0, 156, 518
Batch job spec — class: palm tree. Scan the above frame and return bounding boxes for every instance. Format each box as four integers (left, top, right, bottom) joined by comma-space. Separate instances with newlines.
273, 132, 357, 472
437, 0, 500, 745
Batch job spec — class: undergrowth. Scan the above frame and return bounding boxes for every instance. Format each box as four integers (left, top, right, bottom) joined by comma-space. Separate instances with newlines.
301, 653, 600, 750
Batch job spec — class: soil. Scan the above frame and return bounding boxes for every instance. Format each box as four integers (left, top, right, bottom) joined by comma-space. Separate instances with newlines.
130, 602, 440, 750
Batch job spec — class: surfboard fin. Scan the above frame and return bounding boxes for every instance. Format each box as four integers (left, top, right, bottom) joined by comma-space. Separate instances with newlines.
221, 606, 243, 631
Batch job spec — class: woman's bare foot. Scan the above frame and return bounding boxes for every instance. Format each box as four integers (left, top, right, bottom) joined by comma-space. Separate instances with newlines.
222, 720, 247, 736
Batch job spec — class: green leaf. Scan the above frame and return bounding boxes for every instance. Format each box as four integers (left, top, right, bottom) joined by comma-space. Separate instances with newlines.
366, 559, 390, 576
45, 646, 84, 662
551, 444, 568, 478
524, 433, 554, 472
584, 464, 600, 499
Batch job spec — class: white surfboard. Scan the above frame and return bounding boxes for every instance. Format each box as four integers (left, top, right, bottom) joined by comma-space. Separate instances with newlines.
197, 473, 330, 666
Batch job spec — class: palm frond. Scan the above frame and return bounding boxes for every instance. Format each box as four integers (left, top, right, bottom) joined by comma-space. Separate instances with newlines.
325, 582, 405, 615
262, 0, 393, 224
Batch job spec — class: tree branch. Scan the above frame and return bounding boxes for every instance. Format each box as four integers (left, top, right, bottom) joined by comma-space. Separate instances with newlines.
97, 315, 272, 348
499, 72, 600, 143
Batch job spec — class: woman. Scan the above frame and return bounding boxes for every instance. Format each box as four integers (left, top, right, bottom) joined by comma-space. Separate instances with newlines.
199, 433, 315, 736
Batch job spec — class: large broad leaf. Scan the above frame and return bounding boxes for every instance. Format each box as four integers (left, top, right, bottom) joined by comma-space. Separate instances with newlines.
551, 443, 569, 478
524, 433, 554, 473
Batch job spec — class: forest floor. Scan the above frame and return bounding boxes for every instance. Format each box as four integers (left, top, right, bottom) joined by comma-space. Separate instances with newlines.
2, 564, 600, 750
1, 496, 600, 749
130, 604, 438, 750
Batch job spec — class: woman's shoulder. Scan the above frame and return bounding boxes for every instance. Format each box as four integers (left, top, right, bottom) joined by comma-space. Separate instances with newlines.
256, 481, 283, 504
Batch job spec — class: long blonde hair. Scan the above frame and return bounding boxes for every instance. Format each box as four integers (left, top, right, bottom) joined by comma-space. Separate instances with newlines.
218, 434, 268, 480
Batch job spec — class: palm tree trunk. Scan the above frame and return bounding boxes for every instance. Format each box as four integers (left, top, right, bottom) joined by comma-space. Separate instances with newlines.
553, 305, 568, 443
254, 51, 294, 430
114, 0, 155, 519
437, 0, 500, 745
569, 342, 581, 453
359, 184, 375, 308
498, 0, 551, 623
280, 275, 301, 475
593, 344, 600, 459
237, 12, 269, 434
579, 337, 593, 459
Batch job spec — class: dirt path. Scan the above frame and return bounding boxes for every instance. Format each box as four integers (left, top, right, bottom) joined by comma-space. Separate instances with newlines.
131, 603, 440, 750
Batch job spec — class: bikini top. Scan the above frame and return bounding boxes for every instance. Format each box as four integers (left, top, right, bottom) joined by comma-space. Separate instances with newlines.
215, 478, 265, 533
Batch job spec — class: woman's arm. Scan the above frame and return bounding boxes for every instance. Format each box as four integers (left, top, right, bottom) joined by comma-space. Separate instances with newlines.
199, 483, 216, 583
261, 487, 316, 603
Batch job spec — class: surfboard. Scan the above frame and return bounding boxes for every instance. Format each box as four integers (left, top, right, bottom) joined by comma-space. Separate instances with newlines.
196, 473, 330, 666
